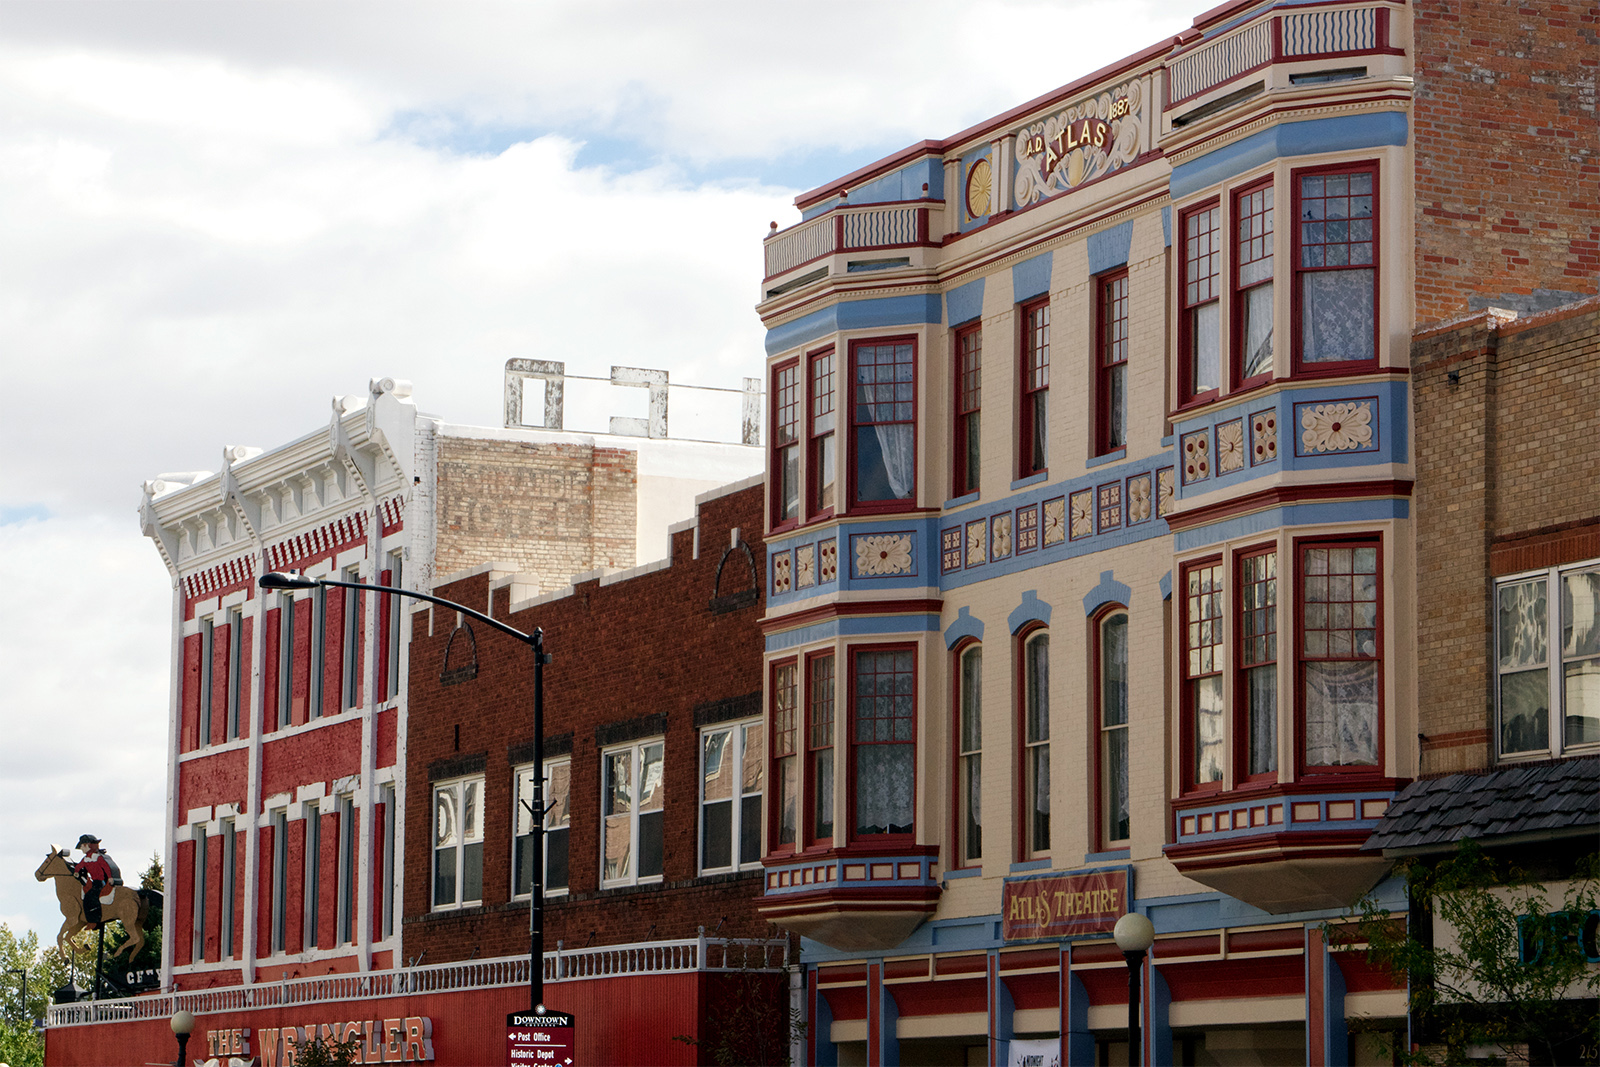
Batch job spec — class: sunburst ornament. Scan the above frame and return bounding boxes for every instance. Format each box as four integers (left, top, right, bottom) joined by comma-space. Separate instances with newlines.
965, 157, 993, 219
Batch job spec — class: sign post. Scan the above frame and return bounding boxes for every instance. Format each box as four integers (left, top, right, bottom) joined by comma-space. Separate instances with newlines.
507, 1008, 575, 1067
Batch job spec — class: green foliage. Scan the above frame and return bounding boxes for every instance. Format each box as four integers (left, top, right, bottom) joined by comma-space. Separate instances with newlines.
296, 1032, 363, 1066
1338, 840, 1600, 1066
0, 1016, 44, 1067
0, 923, 81, 1023
139, 851, 164, 892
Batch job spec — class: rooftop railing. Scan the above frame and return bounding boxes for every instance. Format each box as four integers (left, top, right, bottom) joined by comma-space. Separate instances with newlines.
763, 201, 937, 280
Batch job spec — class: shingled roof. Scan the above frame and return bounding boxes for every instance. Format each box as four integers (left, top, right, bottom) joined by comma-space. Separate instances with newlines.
1366, 756, 1600, 854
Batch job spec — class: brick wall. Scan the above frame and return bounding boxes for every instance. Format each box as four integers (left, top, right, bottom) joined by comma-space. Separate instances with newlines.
404, 483, 773, 963
433, 436, 639, 589
1412, 2, 1599, 324
1411, 298, 1600, 774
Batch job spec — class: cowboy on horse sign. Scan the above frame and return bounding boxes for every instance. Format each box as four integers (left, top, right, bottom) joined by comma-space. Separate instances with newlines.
73, 835, 121, 930
35, 839, 156, 967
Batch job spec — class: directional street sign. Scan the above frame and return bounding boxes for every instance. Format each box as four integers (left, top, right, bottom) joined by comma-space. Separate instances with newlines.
507, 1008, 576, 1066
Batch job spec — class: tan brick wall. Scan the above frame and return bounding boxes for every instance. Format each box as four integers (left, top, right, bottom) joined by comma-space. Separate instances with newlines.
433, 437, 638, 589
1411, 299, 1600, 774
1412, 2, 1600, 324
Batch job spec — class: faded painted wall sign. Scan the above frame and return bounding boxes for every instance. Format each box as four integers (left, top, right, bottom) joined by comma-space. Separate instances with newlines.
1012, 79, 1146, 205
1001, 868, 1129, 941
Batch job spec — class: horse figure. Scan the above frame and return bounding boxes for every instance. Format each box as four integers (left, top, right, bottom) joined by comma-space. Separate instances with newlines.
34, 845, 155, 963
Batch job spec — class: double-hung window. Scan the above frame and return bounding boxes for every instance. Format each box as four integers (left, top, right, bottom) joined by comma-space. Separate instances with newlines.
191, 826, 208, 963
1294, 163, 1377, 370
772, 360, 801, 525
1097, 613, 1129, 847
1184, 561, 1225, 789
1496, 560, 1600, 758
1239, 548, 1278, 781
269, 808, 287, 954
384, 551, 404, 702
1096, 273, 1129, 456
225, 608, 243, 741
956, 644, 982, 865
198, 617, 215, 747
335, 795, 356, 945
850, 339, 917, 508
219, 820, 236, 959
953, 325, 982, 496
851, 647, 916, 839
304, 801, 321, 946
1021, 632, 1050, 856
515, 760, 570, 897
809, 350, 836, 517
700, 720, 764, 873
378, 783, 396, 939
601, 741, 664, 886
432, 777, 484, 909
1299, 541, 1381, 771
1019, 301, 1050, 476
341, 565, 362, 710
277, 594, 296, 729
309, 584, 327, 719
1234, 181, 1275, 386
771, 661, 798, 849
806, 654, 835, 845
1180, 203, 1222, 402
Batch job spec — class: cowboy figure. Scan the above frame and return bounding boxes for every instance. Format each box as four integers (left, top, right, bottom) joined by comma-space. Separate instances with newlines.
73, 835, 120, 930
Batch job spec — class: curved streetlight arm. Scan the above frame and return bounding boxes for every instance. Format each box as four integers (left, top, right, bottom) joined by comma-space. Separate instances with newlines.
260, 573, 544, 652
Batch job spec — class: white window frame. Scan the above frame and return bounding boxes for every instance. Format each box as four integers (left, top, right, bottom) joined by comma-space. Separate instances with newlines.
199, 616, 215, 747
601, 739, 665, 889
225, 607, 243, 740
277, 594, 296, 729
431, 776, 485, 911
270, 808, 288, 954
512, 759, 571, 900
1496, 557, 1600, 761
219, 819, 236, 959
191, 827, 208, 963
304, 801, 321, 948
385, 551, 404, 701
336, 794, 356, 945
378, 783, 396, 940
341, 565, 362, 710
698, 719, 765, 876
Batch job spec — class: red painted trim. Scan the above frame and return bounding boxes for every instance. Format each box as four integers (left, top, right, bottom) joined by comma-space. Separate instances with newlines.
1291, 159, 1382, 376
1233, 542, 1280, 787
1230, 176, 1277, 392
1170, 775, 1407, 813
768, 657, 800, 858
806, 347, 838, 523
1018, 297, 1051, 480
794, 144, 944, 210
847, 336, 920, 513
1179, 555, 1226, 794
761, 599, 946, 635
803, 649, 837, 849
1163, 828, 1380, 866
1178, 199, 1223, 406
1293, 533, 1387, 778
1091, 605, 1132, 851
845, 642, 919, 846
1016, 624, 1051, 862
771, 358, 801, 532
1094, 269, 1131, 458
1307, 926, 1327, 1067
1164, 480, 1414, 533
952, 322, 983, 499
807, 967, 819, 1067
950, 638, 982, 870
867, 962, 883, 1067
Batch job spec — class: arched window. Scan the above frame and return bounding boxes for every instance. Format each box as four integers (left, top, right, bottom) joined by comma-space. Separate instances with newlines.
1021, 630, 1050, 857
1097, 611, 1130, 847
955, 643, 982, 865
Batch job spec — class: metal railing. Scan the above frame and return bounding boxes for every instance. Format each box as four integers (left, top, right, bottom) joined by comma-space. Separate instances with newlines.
764, 203, 933, 279
46, 934, 788, 1028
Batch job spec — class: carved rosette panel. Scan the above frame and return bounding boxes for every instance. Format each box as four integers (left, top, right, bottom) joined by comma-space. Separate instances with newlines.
854, 533, 914, 577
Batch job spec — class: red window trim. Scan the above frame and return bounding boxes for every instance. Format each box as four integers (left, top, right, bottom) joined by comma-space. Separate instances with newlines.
1094, 270, 1130, 459
846, 642, 918, 845
806, 347, 837, 523
952, 324, 982, 498
1091, 605, 1131, 851
1178, 199, 1222, 407
1180, 555, 1226, 795
770, 358, 801, 532
847, 336, 920, 514
1289, 159, 1381, 377
1018, 299, 1050, 478
803, 649, 836, 849
1231, 176, 1276, 392
949, 637, 981, 870
1232, 542, 1279, 788
1293, 534, 1386, 778
768, 656, 800, 855
1015, 623, 1050, 861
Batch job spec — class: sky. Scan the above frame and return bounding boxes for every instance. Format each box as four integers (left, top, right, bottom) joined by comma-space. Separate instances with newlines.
0, 0, 1199, 947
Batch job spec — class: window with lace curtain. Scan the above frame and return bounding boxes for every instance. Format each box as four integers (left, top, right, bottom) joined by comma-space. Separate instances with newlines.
850, 646, 916, 839
1293, 162, 1377, 372
850, 338, 917, 510
1298, 540, 1381, 773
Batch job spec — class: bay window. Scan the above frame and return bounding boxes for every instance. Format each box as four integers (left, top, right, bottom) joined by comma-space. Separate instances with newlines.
1234, 181, 1275, 386
850, 339, 917, 508
1021, 631, 1050, 856
809, 349, 836, 516
1180, 202, 1222, 402
1294, 163, 1377, 370
806, 653, 835, 845
955, 644, 982, 865
432, 777, 484, 909
700, 720, 764, 873
602, 741, 664, 886
1299, 541, 1381, 771
1238, 548, 1279, 781
1096, 272, 1128, 456
772, 360, 800, 525
1020, 301, 1050, 476
851, 647, 915, 839
1496, 560, 1600, 758
953, 325, 982, 496
1097, 612, 1129, 847
514, 759, 570, 897
1184, 561, 1225, 789
771, 661, 798, 849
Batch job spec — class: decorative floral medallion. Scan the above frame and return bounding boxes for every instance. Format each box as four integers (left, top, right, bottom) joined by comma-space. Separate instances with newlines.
1157, 467, 1176, 517
1216, 419, 1245, 473
1299, 400, 1374, 453
941, 527, 963, 573
965, 520, 988, 567
991, 513, 1013, 559
1251, 410, 1278, 465
1181, 430, 1211, 484
854, 533, 914, 577
965, 156, 993, 219
1016, 505, 1040, 553
1098, 481, 1122, 531
772, 551, 792, 594
795, 544, 816, 589
1042, 498, 1066, 545
1069, 489, 1094, 540
819, 539, 838, 584
1127, 474, 1152, 524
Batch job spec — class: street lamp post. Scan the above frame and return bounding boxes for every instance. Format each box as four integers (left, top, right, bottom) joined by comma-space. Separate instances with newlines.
170, 1009, 196, 1067
1113, 912, 1155, 1067
258, 571, 553, 1010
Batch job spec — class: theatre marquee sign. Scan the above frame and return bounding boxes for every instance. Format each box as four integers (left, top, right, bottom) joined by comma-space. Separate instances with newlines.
1002, 868, 1130, 942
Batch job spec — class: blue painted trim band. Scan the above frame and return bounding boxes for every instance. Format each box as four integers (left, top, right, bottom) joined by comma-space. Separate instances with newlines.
944, 605, 985, 649
946, 277, 984, 327
1086, 449, 1127, 469
1083, 570, 1132, 616
765, 612, 941, 652
1008, 590, 1052, 635
943, 491, 979, 509
1011, 471, 1050, 491
765, 293, 943, 356
1087, 221, 1134, 275
944, 867, 982, 880
1174, 498, 1410, 552
1012, 251, 1052, 303
1170, 112, 1408, 201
